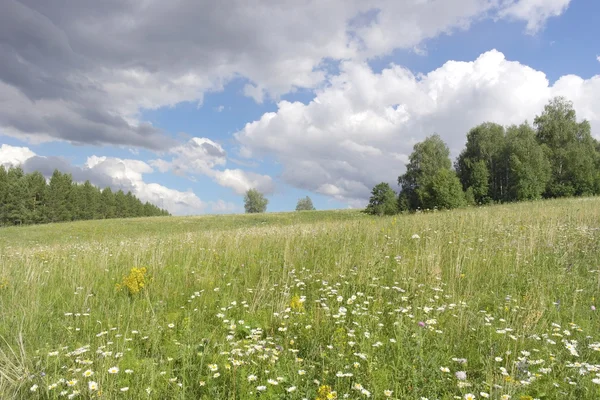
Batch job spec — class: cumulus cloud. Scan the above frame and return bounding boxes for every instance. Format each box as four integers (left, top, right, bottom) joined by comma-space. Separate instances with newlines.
0, 0, 572, 148
0, 144, 35, 168
236, 49, 600, 206
498, 0, 572, 33
208, 200, 239, 213
151, 137, 274, 195
0, 144, 207, 215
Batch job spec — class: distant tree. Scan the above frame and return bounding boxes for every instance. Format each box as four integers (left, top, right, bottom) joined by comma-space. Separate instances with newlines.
0, 166, 9, 224
419, 169, 466, 210
398, 134, 465, 211
0, 167, 169, 227
505, 123, 551, 201
4, 167, 27, 225
114, 190, 128, 218
244, 189, 268, 213
99, 187, 116, 219
365, 182, 397, 216
25, 171, 47, 224
295, 196, 316, 211
455, 122, 507, 203
534, 96, 599, 197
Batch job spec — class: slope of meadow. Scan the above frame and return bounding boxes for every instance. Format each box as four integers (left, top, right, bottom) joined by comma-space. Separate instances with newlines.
1, 199, 600, 399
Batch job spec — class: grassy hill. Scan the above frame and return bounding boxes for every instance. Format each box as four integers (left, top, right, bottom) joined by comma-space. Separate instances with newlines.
1, 198, 600, 399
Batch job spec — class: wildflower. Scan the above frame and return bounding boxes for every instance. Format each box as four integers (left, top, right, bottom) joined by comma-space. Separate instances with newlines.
82, 369, 93, 377
287, 386, 297, 392
116, 267, 147, 295
30, 384, 38, 392
480, 393, 490, 398
412, 234, 420, 239
440, 367, 450, 373
455, 371, 467, 380
268, 378, 279, 385
465, 394, 475, 400
125, 369, 133, 374
108, 366, 119, 374
593, 378, 600, 385
257, 385, 267, 391
208, 364, 218, 372
384, 389, 393, 397
168, 323, 175, 328
248, 374, 258, 382
67, 379, 78, 387
88, 381, 98, 391
120, 387, 129, 392
317, 385, 337, 400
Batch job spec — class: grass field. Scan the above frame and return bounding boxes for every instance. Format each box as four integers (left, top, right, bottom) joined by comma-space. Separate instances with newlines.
1, 198, 600, 399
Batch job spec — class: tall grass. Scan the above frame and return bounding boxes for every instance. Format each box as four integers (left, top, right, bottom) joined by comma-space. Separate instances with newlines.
1, 198, 600, 399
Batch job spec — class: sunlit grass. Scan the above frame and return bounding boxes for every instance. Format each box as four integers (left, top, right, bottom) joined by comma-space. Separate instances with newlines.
1, 198, 600, 399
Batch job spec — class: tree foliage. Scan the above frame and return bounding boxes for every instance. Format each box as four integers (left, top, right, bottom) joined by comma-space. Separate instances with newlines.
398, 134, 464, 211
295, 196, 316, 211
0, 167, 169, 226
365, 182, 397, 216
455, 122, 507, 203
534, 96, 600, 197
244, 189, 268, 213
505, 123, 551, 201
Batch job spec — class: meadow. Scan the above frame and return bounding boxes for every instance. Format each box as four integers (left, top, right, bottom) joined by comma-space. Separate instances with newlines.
1, 198, 600, 399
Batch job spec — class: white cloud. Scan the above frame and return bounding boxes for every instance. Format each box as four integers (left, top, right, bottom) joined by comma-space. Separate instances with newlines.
498, 0, 572, 33
0, 144, 35, 168
1, 0, 572, 148
236, 49, 600, 206
0, 144, 207, 215
208, 199, 239, 213
150, 137, 227, 176
597, 55, 600, 63
151, 137, 275, 195
212, 169, 275, 195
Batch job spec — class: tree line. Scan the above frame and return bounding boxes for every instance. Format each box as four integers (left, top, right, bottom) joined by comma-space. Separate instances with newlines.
366, 96, 600, 215
0, 167, 170, 226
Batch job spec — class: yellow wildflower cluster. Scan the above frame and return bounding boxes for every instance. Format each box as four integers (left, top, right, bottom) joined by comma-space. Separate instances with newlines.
290, 295, 304, 312
116, 267, 148, 295
316, 385, 337, 400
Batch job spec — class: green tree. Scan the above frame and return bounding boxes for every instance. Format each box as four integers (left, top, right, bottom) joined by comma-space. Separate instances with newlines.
295, 196, 316, 211
0, 166, 8, 225
365, 182, 398, 216
534, 96, 599, 197
24, 171, 47, 224
244, 189, 268, 213
4, 167, 27, 225
398, 134, 465, 211
46, 170, 72, 222
505, 123, 552, 201
99, 187, 116, 219
419, 169, 466, 210
114, 190, 128, 218
455, 122, 507, 203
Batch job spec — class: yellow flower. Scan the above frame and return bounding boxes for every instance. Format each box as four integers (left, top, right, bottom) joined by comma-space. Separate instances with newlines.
117, 267, 148, 295
290, 295, 305, 311
316, 385, 337, 400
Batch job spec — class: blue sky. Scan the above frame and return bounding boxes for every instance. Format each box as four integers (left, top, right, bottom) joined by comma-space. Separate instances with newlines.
1, 0, 599, 214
